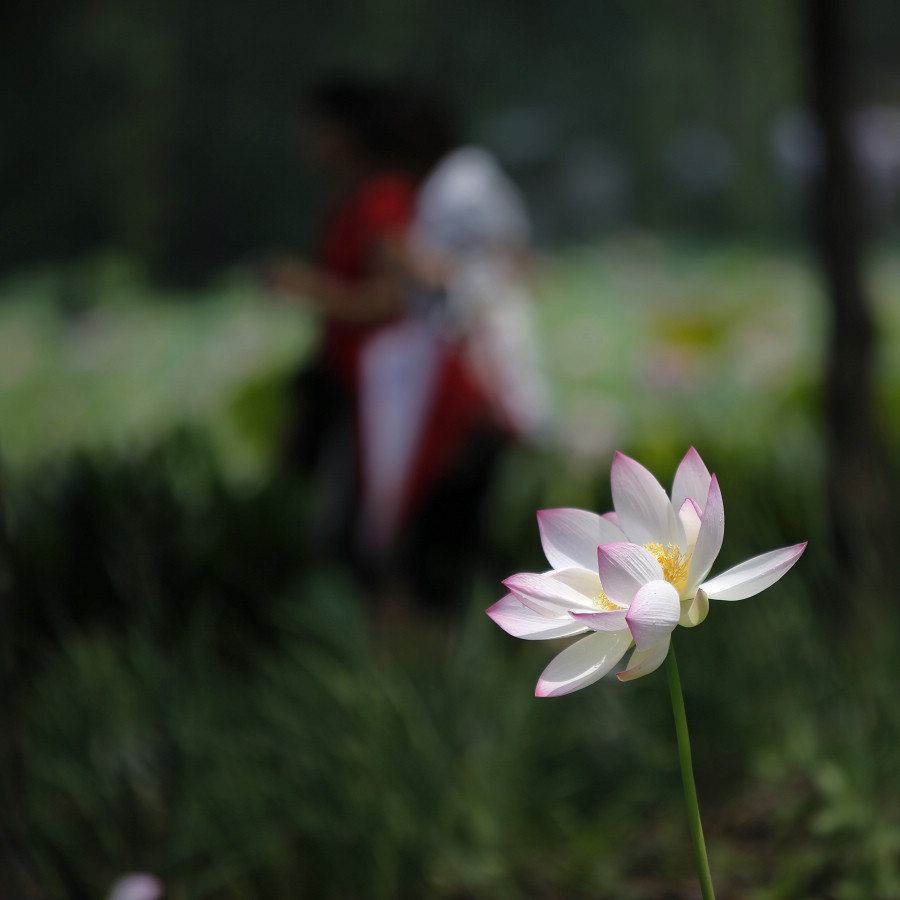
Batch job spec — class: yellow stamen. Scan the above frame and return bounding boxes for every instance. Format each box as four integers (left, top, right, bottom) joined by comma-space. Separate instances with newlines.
644, 542, 692, 594
594, 589, 624, 611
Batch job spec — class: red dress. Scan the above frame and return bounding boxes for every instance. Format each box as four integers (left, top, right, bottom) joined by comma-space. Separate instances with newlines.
316, 171, 416, 385
311, 170, 499, 563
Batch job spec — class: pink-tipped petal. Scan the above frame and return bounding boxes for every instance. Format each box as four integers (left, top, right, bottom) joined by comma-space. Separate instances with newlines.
503, 571, 598, 617
597, 542, 664, 607
537, 508, 626, 571
535, 631, 633, 697
570, 608, 630, 632
602, 511, 621, 528
625, 579, 681, 650
672, 446, 712, 512
687, 474, 725, 593
487, 595, 590, 640
700, 542, 807, 601
611, 452, 681, 546
616, 636, 671, 682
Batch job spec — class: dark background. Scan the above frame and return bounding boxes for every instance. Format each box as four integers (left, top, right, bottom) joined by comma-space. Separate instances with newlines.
4, 0, 899, 281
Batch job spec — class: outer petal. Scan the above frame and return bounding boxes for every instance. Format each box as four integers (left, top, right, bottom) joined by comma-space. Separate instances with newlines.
537, 508, 626, 571
686, 474, 725, 594
700, 542, 807, 601
625, 579, 681, 650
597, 542, 664, 607
672, 446, 712, 512
616, 636, 671, 682
535, 631, 633, 697
487, 595, 589, 640
611, 452, 682, 546
570, 609, 629, 632
503, 570, 598, 617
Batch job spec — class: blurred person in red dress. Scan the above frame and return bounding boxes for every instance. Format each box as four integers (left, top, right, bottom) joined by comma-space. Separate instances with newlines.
266, 77, 543, 620
264, 77, 419, 567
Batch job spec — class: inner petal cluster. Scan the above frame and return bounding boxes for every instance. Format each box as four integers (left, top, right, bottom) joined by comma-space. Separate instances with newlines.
643, 542, 692, 595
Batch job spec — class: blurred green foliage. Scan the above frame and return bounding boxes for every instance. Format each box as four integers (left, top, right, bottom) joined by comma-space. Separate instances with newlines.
12, 431, 900, 899
4, 244, 900, 897
0, 239, 851, 480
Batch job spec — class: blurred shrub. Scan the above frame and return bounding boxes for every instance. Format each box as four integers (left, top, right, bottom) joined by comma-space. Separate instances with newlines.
8, 429, 900, 898
9, 432, 311, 663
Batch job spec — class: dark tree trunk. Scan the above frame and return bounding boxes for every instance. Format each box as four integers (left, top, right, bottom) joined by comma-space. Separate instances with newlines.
809, 0, 898, 597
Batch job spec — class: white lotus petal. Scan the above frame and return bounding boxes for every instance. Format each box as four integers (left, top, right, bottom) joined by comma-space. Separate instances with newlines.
679, 587, 709, 627
678, 498, 702, 550
487, 595, 589, 640
537, 508, 626, 571
569, 608, 629, 632
611, 452, 682, 546
551, 566, 609, 600
597, 542, 664, 607
535, 631, 633, 697
503, 571, 598, 617
686, 474, 724, 593
616, 636, 671, 682
602, 511, 621, 528
672, 446, 712, 512
700, 542, 807, 601
625, 579, 681, 650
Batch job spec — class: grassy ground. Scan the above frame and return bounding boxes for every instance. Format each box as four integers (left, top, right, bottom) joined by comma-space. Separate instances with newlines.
4, 240, 900, 899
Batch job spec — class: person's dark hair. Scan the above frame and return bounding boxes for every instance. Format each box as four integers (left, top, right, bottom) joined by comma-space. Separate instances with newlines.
380, 80, 460, 176
307, 75, 460, 175
306, 76, 388, 160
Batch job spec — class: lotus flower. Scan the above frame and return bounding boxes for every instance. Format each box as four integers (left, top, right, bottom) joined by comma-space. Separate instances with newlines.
487, 448, 806, 696
107, 874, 164, 900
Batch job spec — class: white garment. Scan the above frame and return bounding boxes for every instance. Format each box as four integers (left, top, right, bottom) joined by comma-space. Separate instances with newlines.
355, 147, 549, 555
412, 146, 549, 437
357, 318, 442, 551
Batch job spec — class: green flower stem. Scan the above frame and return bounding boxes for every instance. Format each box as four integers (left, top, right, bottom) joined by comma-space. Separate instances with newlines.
665, 641, 716, 900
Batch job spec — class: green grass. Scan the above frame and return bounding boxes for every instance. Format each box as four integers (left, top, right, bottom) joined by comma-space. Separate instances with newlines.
20, 506, 900, 899
5, 241, 900, 898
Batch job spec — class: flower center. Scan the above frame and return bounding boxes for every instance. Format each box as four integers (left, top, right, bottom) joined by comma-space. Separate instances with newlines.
593, 589, 624, 611
643, 542, 692, 594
